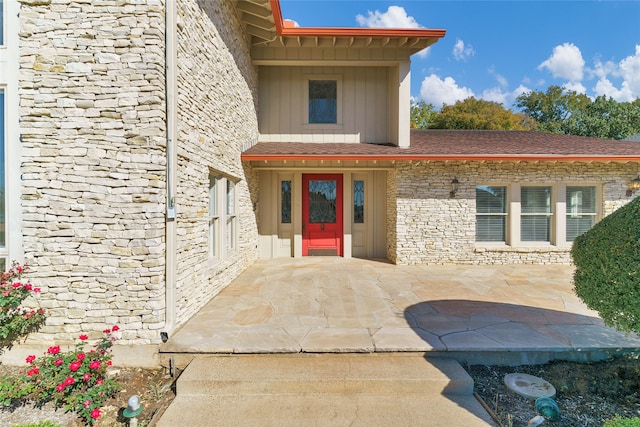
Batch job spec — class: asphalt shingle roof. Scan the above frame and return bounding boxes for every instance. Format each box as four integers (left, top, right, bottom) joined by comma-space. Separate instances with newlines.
242, 130, 640, 161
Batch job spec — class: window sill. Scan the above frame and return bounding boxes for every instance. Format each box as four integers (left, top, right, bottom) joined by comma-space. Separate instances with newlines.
303, 123, 343, 131
474, 245, 570, 253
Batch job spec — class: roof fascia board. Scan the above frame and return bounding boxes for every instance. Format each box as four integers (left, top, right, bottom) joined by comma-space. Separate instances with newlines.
269, 0, 446, 40
241, 153, 640, 162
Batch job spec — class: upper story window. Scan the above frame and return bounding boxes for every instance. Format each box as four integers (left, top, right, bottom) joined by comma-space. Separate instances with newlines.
308, 80, 337, 124
304, 75, 342, 129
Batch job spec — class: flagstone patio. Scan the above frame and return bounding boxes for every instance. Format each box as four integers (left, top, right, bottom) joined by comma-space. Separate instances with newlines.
161, 257, 640, 365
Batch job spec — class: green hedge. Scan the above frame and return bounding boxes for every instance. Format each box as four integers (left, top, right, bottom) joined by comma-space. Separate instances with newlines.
603, 416, 640, 427
571, 196, 640, 333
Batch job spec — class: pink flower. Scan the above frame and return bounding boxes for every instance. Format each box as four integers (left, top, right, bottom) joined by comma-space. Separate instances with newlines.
111, 325, 120, 331
77, 353, 86, 361
107, 360, 112, 366
79, 334, 88, 341
103, 328, 111, 334
54, 358, 63, 366
56, 383, 65, 392
91, 408, 101, 419
89, 361, 101, 370
33, 288, 41, 293
83, 399, 91, 408
63, 377, 74, 386
24, 283, 32, 291
96, 379, 103, 385
12, 282, 21, 288
83, 373, 91, 381
69, 361, 82, 371
26, 355, 36, 364
47, 345, 60, 355
27, 367, 39, 376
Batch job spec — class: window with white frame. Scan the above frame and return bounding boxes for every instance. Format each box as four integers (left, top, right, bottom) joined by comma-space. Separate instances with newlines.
566, 186, 597, 242
521, 186, 552, 242
476, 184, 598, 246
0, 0, 4, 46
475, 186, 507, 242
0, 89, 5, 270
209, 174, 238, 260
304, 75, 342, 128
225, 179, 236, 253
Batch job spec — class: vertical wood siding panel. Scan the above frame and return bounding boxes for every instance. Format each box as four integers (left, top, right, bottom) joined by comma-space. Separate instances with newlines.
279, 67, 291, 142
377, 68, 388, 143
354, 67, 366, 142
343, 67, 355, 138
364, 68, 376, 142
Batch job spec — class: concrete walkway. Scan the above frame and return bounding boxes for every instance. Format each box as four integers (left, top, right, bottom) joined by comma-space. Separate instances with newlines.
161, 258, 640, 364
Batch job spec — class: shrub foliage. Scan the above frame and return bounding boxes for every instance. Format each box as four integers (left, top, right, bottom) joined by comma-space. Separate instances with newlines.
571, 196, 640, 332
0, 263, 45, 350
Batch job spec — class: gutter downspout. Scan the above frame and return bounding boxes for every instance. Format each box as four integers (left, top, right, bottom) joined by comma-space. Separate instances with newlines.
163, 0, 177, 339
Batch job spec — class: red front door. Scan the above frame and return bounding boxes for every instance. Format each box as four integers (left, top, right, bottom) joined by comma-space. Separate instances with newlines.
302, 174, 343, 256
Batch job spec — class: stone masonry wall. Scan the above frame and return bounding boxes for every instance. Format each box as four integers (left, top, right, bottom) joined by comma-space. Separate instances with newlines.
173, 0, 260, 326
19, 0, 167, 344
393, 161, 637, 265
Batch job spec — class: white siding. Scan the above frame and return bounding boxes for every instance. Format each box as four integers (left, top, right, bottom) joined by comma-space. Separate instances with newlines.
259, 66, 390, 143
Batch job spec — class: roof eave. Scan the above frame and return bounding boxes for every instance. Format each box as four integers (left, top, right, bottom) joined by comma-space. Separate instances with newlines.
241, 154, 640, 162
269, 0, 446, 40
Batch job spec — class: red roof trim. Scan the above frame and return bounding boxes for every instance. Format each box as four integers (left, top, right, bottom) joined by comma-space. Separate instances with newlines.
269, 0, 446, 39
241, 153, 640, 162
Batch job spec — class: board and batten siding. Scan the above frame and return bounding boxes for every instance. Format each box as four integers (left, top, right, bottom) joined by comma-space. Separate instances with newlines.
258, 66, 390, 143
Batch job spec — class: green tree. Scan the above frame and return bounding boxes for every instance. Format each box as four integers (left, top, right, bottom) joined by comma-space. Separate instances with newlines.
429, 97, 535, 130
515, 86, 590, 133
571, 197, 640, 333
515, 86, 640, 139
564, 96, 640, 139
410, 100, 437, 129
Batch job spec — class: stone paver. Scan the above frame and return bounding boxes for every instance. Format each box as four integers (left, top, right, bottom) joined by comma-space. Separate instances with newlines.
161, 258, 640, 362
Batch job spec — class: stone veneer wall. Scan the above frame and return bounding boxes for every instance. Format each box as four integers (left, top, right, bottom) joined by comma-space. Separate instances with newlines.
173, 0, 260, 326
392, 161, 636, 265
19, 0, 167, 344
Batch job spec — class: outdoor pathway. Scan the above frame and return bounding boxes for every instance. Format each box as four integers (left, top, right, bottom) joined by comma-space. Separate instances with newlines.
161, 257, 640, 364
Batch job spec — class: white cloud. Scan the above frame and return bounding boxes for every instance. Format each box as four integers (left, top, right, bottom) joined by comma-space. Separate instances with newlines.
356, 6, 421, 28
488, 67, 507, 88
478, 84, 532, 107
618, 45, 640, 98
357, 6, 433, 58
512, 84, 532, 101
538, 43, 585, 82
414, 48, 430, 59
590, 45, 640, 102
453, 39, 475, 61
480, 87, 508, 105
562, 81, 587, 95
283, 19, 300, 28
418, 74, 474, 107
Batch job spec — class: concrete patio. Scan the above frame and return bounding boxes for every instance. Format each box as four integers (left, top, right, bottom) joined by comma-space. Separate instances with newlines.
160, 257, 640, 365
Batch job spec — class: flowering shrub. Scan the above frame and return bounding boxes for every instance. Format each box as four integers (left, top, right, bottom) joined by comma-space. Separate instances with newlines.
0, 327, 122, 425
0, 263, 45, 350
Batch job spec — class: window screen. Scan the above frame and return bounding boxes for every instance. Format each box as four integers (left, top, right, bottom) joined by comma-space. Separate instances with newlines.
476, 186, 507, 242
308, 80, 337, 124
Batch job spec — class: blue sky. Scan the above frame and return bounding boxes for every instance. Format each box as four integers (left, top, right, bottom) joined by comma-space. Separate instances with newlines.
279, 1, 640, 110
